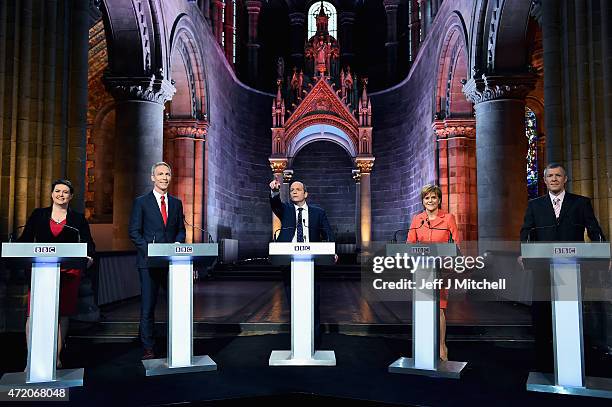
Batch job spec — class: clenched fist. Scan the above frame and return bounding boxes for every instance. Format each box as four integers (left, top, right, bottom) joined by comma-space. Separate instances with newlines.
269, 179, 281, 192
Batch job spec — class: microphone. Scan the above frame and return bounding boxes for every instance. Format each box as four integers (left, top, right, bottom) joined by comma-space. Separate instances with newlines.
152, 233, 156, 244
525, 224, 558, 243
392, 220, 425, 243
184, 218, 213, 243
273, 227, 295, 242
9, 225, 26, 242
426, 219, 454, 243
49, 218, 81, 242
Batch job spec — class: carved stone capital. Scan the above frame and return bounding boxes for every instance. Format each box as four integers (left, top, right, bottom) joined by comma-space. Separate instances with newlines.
356, 158, 375, 174
269, 158, 288, 174
165, 118, 208, 140
432, 118, 476, 139
105, 75, 176, 104
462, 74, 537, 105
245, 0, 262, 14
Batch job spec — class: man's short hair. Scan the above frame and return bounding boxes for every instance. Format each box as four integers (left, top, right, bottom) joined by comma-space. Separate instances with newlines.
151, 161, 172, 176
543, 162, 567, 177
420, 184, 442, 208
289, 180, 307, 193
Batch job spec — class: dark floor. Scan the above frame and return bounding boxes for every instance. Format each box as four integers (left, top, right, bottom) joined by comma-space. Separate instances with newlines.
1, 333, 611, 406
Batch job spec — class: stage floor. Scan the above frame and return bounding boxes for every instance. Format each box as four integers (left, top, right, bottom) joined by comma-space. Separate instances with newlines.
1, 332, 610, 406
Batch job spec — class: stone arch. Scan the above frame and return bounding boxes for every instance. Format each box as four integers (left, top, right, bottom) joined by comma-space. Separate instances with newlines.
288, 124, 356, 166
433, 12, 477, 243
168, 14, 209, 119
434, 12, 470, 118
468, 0, 534, 75
90, 103, 117, 223
164, 14, 210, 242
101, 0, 163, 76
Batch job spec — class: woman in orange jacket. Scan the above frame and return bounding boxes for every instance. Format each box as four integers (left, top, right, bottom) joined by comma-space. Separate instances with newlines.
407, 184, 459, 361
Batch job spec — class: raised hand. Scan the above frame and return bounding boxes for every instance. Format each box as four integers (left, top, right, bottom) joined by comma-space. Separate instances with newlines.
269, 179, 281, 192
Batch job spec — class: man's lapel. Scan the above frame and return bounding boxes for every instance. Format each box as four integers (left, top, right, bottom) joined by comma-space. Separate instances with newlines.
558, 192, 575, 224
148, 191, 166, 229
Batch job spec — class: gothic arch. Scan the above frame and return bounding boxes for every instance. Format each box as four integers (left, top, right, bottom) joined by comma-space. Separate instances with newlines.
468, 0, 534, 75
434, 12, 470, 118
101, 0, 164, 76
288, 124, 356, 166
168, 15, 209, 119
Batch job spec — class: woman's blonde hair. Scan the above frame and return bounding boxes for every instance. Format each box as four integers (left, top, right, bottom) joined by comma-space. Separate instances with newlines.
420, 184, 442, 209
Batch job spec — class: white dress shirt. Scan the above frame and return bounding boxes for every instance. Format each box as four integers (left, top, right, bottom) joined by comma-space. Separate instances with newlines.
292, 203, 309, 243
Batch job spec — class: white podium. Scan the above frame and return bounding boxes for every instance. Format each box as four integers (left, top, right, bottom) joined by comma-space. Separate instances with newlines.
0, 242, 87, 389
522, 242, 612, 398
268, 242, 336, 366
142, 243, 218, 376
385, 243, 467, 378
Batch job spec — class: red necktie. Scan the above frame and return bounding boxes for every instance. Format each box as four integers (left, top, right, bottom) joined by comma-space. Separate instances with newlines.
161, 195, 168, 226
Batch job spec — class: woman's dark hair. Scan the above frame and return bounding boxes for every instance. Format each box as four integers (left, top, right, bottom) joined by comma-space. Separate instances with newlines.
51, 179, 74, 195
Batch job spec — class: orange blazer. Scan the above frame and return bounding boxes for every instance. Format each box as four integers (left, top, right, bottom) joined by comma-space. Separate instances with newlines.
406, 210, 460, 244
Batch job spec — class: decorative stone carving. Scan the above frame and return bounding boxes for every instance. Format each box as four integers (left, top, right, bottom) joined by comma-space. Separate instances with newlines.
105, 73, 176, 104
269, 158, 288, 174
462, 74, 537, 105
356, 158, 375, 174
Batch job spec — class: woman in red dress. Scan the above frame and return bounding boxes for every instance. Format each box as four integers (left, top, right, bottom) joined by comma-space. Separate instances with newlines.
19, 179, 95, 368
407, 184, 459, 361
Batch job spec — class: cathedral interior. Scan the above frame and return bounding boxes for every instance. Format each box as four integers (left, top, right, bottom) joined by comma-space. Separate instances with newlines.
0, 0, 611, 404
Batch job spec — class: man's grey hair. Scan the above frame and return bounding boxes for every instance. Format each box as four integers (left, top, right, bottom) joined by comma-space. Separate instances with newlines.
151, 161, 172, 176
543, 162, 567, 178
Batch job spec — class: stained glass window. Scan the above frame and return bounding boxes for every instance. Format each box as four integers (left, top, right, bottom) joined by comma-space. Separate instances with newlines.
525, 107, 538, 199
307, 1, 337, 40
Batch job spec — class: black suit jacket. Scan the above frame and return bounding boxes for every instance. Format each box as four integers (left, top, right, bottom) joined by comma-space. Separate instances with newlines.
270, 193, 334, 243
128, 191, 186, 268
18, 207, 95, 257
520, 192, 605, 242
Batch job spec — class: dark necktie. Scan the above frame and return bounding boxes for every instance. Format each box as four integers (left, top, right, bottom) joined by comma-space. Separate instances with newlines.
161, 195, 168, 226
296, 207, 304, 242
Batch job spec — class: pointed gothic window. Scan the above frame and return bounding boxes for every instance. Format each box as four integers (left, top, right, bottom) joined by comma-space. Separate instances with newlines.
525, 107, 539, 199
307, 2, 337, 40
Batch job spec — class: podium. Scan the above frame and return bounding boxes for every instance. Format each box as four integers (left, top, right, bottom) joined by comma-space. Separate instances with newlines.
142, 243, 218, 376
0, 242, 87, 389
522, 242, 612, 398
268, 242, 336, 366
385, 243, 467, 378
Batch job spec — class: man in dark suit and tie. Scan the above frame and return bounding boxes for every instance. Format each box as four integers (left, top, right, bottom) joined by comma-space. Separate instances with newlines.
269, 179, 335, 345
520, 162, 606, 371
129, 162, 186, 359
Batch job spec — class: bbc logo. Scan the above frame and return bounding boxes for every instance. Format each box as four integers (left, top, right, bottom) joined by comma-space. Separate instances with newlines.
34, 246, 56, 254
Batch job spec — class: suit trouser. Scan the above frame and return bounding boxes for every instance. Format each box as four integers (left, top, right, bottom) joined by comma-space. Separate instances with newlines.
281, 268, 321, 347
138, 267, 167, 349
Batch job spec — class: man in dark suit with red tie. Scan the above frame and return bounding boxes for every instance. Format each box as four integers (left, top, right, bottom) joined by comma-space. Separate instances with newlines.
520, 162, 606, 371
129, 162, 186, 359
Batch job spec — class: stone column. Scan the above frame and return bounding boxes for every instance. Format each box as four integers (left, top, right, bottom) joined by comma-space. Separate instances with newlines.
105, 75, 176, 250
352, 169, 361, 247
433, 118, 478, 242
383, 0, 400, 83
289, 12, 306, 70
65, 0, 90, 213
419, 0, 432, 39
223, 0, 234, 66
356, 159, 374, 249
246, 1, 262, 86
269, 158, 287, 239
463, 74, 536, 241
164, 119, 208, 243
339, 11, 355, 68
211, 0, 224, 45
408, 0, 421, 62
